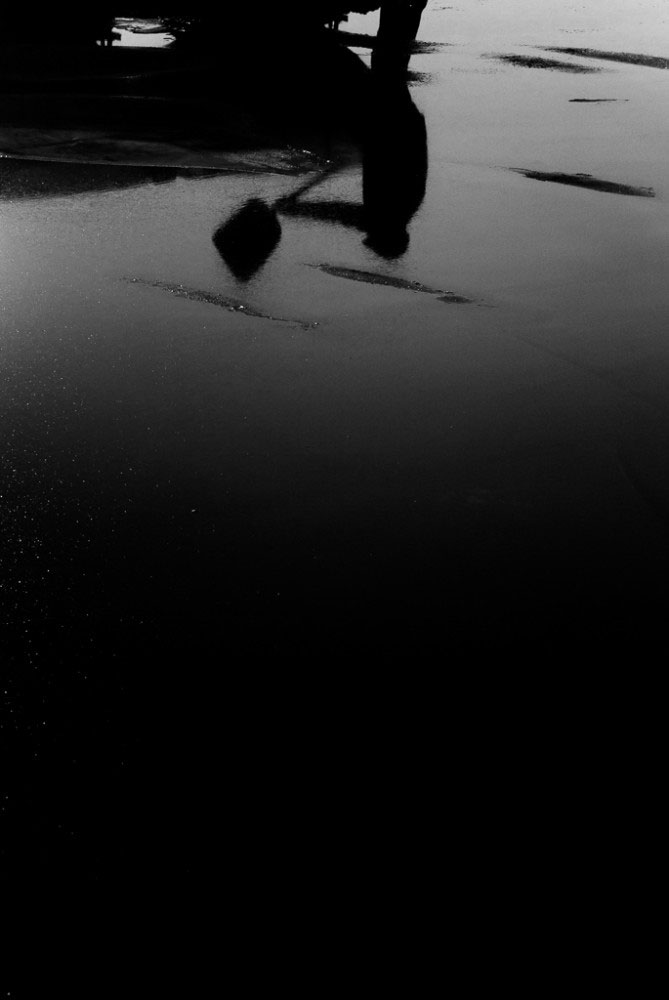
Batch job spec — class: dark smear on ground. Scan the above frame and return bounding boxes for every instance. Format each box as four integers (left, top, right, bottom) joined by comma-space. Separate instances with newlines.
569, 98, 629, 103
312, 264, 473, 302
544, 47, 669, 70
510, 169, 655, 198
126, 276, 319, 328
410, 40, 450, 55
493, 54, 602, 73
407, 70, 434, 86
437, 293, 474, 304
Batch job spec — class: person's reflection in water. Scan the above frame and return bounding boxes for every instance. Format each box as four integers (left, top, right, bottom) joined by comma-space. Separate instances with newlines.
372, 0, 429, 79
361, 81, 427, 257
276, 81, 427, 260
212, 2, 428, 275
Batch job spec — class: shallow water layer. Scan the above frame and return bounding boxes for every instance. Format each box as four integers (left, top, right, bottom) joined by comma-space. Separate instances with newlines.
2, 1, 669, 884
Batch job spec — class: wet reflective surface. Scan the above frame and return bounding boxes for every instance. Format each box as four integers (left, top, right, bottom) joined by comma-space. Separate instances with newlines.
2, 2, 669, 886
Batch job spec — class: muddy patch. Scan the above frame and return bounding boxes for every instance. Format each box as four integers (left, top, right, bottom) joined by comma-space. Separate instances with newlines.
125, 277, 319, 329
491, 54, 601, 73
510, 169, 655, 198
311, 265, 473, 304
543, 48, 669, 70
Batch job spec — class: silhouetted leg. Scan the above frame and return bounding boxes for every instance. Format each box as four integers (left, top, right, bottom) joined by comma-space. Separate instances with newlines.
372, 0, 428, 77
362, 84, 428, 257
407, 0, 429, 39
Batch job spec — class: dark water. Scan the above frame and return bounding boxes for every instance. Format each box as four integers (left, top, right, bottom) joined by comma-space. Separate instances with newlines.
2, 2, 669, 887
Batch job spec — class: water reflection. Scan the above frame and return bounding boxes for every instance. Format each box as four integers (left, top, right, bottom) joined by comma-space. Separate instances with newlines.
214, 79, 427, 276
358, 81, 428, 258
373, 0, 429, 77
280, 84, 427, 259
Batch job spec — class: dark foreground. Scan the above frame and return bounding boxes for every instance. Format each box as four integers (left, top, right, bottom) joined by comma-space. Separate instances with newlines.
3, 5, 669, 890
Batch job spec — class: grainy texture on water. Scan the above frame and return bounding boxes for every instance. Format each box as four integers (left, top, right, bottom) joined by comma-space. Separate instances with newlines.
2, 1, 669, 889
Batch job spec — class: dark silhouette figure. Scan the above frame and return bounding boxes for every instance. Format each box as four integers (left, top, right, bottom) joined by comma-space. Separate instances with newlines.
213, 199, 283, 282
270, 2, 429, 256
208, 3, 428, 272
213, 76, 427, 273
373, 0, 429, 77
362, 82, 427, 256
274, 82, 428, 259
